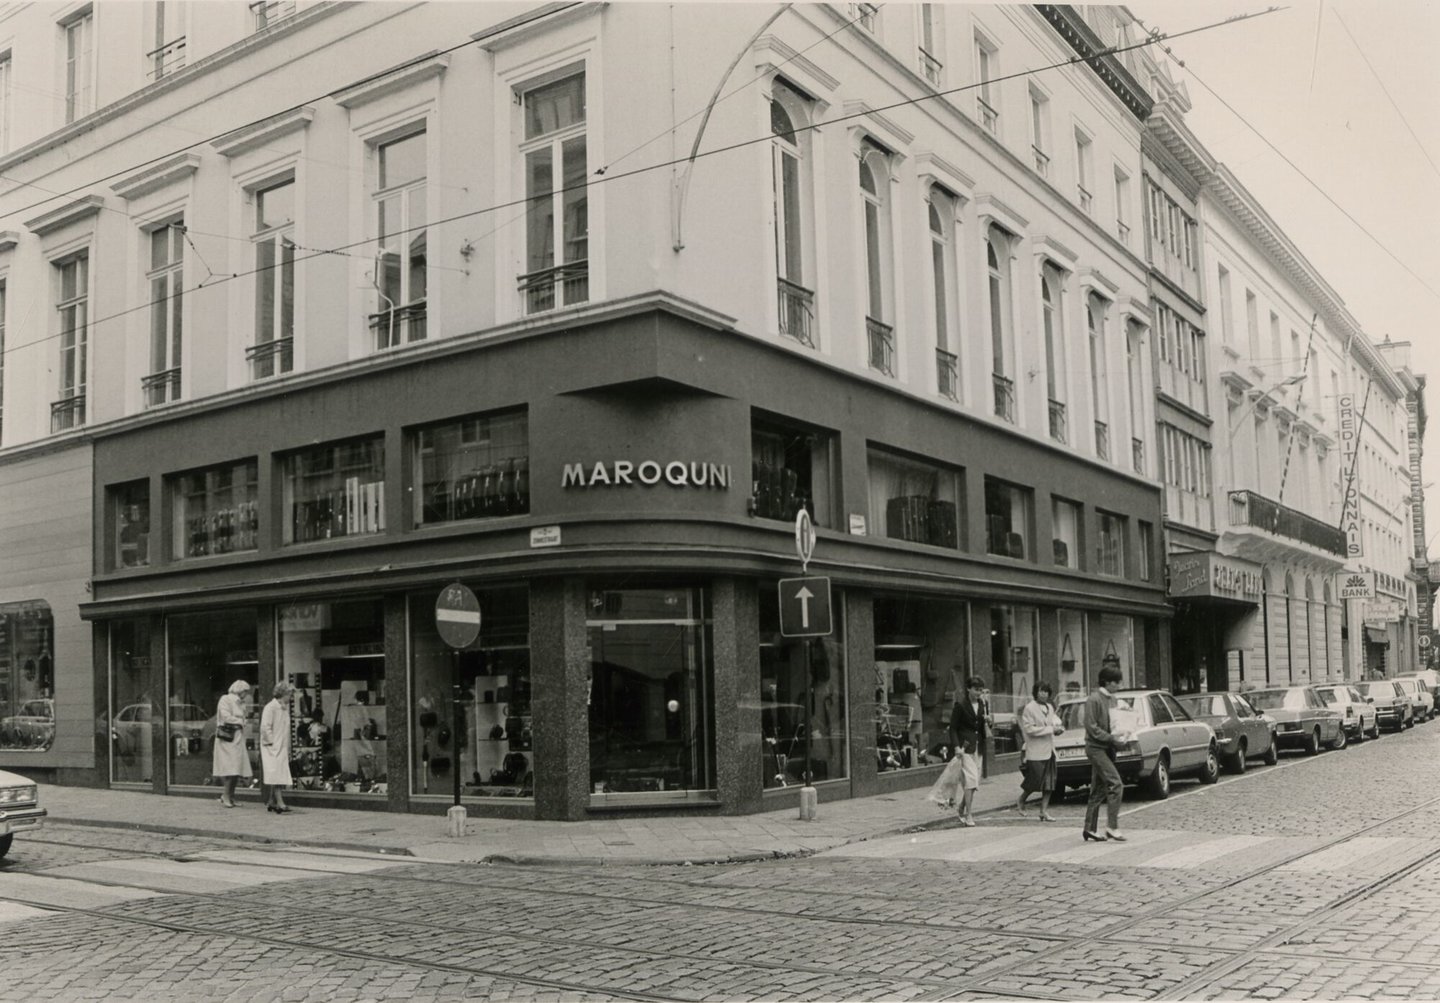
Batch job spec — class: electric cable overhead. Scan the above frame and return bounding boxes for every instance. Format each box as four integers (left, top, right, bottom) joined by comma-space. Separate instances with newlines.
0, 7, 1279, 363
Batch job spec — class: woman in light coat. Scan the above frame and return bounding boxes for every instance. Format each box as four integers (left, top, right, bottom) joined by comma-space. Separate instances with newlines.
260, 681, 294, 814
213, 680, 253, 807
1016, 681, 1065, 821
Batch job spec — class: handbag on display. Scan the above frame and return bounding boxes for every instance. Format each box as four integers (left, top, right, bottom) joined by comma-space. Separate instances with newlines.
418, 711, 438, 728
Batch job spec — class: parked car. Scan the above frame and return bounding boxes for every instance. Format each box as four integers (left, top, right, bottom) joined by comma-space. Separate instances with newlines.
0, 699, 55, 750
1360, 679, 1413, 731
1314, 684, 1380, 741
1395, 677, 1434, 723
1054, 689, 1219, 799
1175, 691, 1279, 773
112, 701, 213, 758
0, 768, 45, 859
1245, 686, 1345, 753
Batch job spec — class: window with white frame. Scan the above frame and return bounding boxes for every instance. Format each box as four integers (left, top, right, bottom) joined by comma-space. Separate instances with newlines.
771, 83, 815, 346
1216, 265, 1233, 345
928, 193, 960, 402
53, 253, 88, 431
0, 53, 11, 154
1088, 293, 1110, 458
143, 222, 183, 408
859, 146, 894, 377
519, 70, 588, 315
372, 128, 427, 347
974, 32, 998, 133
251, 177, 295, 378
1114, 166, 1131, 245
1029, 88, 1049, 176
0, 280, 6, 442
1126, 321, 1145, 474
1097, 509, 1126, 576
62, 8, 95, 124
1074, 128, 1093, 213
147, 1, 186, 81
1041, 264, 1065, 442
918, 4, 942, 85
1052, 497, 1081, 568
987, 227, 1014, 422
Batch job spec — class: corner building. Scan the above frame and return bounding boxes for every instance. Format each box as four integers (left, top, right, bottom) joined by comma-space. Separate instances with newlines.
0, 3, 1168, 817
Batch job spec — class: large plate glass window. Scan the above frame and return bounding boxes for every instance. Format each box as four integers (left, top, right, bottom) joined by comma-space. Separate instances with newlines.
0, 601, 54, 752
1056, 609, 1087, 701
167, 608, 258, 787
171, 459, 259, 558
1090, 612, 1135, 690
282, 435, 385, 544
280, 599, 386, 795
588, 586, 714, 799
984, 477, 1032, 560
109, 617, 156, 782
412, 410, 529, 525
989, 604, 1039, 754
758, 583, 847, 789
871, 595, 969, 774
750, 413, 834, 526
408, 586, 530, 798
867, 447, 960, 549
520, 69, 588, 313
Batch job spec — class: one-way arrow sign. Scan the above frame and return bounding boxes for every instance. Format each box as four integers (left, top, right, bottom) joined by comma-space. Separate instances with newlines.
778, 576, 832, 638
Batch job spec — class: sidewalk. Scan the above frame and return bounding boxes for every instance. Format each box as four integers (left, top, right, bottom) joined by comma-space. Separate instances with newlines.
37, 774, 1026, 866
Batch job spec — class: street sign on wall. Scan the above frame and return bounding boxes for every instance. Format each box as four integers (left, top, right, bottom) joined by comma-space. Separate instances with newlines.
778, 576, 832, 638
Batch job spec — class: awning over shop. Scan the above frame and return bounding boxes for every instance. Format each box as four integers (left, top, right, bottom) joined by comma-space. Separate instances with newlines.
1364, 625, 1391, 646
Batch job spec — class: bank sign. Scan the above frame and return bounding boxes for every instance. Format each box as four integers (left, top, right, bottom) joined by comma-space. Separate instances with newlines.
1338, 393, 1363, 558
1336, 571, 1375, 600
562, 460, 732, 489
1168, 552, 1263, 602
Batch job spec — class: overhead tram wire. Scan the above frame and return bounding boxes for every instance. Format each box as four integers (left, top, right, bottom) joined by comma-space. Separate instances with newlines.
0, 7, 1280, 363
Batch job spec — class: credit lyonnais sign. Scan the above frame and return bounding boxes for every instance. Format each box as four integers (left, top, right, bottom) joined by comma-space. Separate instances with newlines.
1338, 393, 1363, 558
562, 460, 732, 489
1167, 552, 1263, 602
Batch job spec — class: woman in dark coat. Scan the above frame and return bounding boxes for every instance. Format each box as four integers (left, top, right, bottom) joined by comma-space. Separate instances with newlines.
948, 676, 990, 827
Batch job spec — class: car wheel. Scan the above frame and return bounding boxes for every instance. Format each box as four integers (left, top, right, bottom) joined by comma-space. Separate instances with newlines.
1226, 738, 1248, 774
1263, 734, 1279, 765
0, 834, 11, 859
1329, 725, 1347, 751
1304, 727, 1322, 755
1369, 719, 1381, 739
1200, 744, 1220, 784
1145, 754, 1171, 799
1352, 721, 1364, 744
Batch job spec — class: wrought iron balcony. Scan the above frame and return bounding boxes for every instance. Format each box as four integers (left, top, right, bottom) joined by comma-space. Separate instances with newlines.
370, 301, 428, 349
992, 372, 1015, 423
1032, 146, 1050, 178
1228, 489, 1346, 557
246, 337, 293, 380
919, 49, 943, 86
1094, 420, 1110, 460
50, 394, 85, 432
777, 277, 815, 347
1078, 183, 1093, 214
1132, 437, 1145, 475
1048, 398, 1067, 443
146, 37, 187, 81
977, 96, 999, 133
935, 347, 958, 400
519, 260, 588, 315
141, 368, 181, 408
866, 317, 895, 377
1118, 220, 1131, 246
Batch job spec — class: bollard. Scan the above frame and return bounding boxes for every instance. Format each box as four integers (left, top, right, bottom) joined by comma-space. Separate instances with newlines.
798, 784, 817, 821
446, 804, 467, 837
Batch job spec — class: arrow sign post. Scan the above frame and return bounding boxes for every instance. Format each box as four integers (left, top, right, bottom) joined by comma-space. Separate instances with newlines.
778, 573, 831, 820
436, 583, 481, 829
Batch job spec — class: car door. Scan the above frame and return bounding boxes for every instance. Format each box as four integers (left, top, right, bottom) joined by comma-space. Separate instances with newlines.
1146, 693, 1187, 769
1162, 692, 1210, 767
1231, 694, 1266, 753
1305, 687, 1336, 740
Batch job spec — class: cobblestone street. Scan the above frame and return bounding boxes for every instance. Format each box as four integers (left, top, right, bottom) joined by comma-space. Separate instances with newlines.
3, 723, 1440, 1000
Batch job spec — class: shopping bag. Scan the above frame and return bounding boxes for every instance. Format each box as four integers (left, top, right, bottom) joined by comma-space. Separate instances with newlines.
926, 756, 964, 808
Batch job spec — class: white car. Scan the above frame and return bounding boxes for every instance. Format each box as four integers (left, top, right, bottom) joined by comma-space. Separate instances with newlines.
0, 769, 45, 859
1314, 684, 1380, 741
1394, 677, 1433, 724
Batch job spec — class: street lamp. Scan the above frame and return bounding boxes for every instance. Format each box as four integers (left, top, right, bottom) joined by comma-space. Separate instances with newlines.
1227, 373, 1307, 441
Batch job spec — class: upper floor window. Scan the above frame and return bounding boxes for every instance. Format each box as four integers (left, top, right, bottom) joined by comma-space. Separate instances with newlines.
771, 83, 815, 346
147, 1, 187, 81
0, 53, 12, 154
1088, 293, 1110, 457
859, 148, 894, 377
1097, 509, 1126, 576
0, 280, 6, 443
109, 479, 151, 569
1245, 289, 1259, 357
1074, 129, 1093, 214
53, 254, 88, 432
251, 177, 295, 379
1052, 497, 1081, 568
974, 33, 998, 133
928, 193, 960, 400
414, 410, 530, 526
143, 222, 183, 408
985, 477, 1032, 560
918, 5, 942, 85
751, 414, 834, 526
868, 447, 960, 549
283, 436, 386, 544
854, 2, 879, 32
1114, 167, 1131, 245
172, 459, 259, 558
373, 129, 427, 347
62, 9, 95, 124
520, 70, 588, 315
1041, 265, 1065, 422
251, 0, 296, 32
1126, 322, 1146, 474
1029, 88, 1049, 176
987, 229, 1014, 422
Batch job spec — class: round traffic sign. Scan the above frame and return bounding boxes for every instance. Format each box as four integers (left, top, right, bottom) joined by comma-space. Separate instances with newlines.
794, 507, 816, 570
1421, 635, 1433, 650
435, 582, 481, 649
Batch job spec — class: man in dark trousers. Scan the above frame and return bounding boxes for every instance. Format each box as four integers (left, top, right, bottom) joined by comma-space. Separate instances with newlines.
1082, 664, 1129, 842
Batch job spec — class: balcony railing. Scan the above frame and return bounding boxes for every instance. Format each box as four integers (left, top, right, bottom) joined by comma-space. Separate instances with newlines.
935, 347, 958, 400
919, 49, 943, 86
146, 37, 187, 81
867, 317, 895, 377
1117, 220, 1131, 246
977, 96, 998, 133
1094, 420, 1110, 460
519, 260, 588, 315
777, 277, 815, 347
141, 368, 181, 408
1132, 436, 1145, 475
50, 394, 85, 432
1048, 398, 1067, 443
251, 0, 296, 31
1228, 490, 1347, 556
993, 372, 1015, 423
370, 301, 428, 349
854, 2, 878, 31
1078, 183, 1093, 214
246, 337, 294, 380
1032, 146, 1050, 177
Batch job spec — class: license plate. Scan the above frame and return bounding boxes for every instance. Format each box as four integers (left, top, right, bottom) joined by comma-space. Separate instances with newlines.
1057, 748, 1086, 760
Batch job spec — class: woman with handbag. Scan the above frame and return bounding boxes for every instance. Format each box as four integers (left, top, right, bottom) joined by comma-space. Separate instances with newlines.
213, 680, 253, 807
1016, 681, 1065, 821
260, 682, 294, 814
948, 677, 991, 827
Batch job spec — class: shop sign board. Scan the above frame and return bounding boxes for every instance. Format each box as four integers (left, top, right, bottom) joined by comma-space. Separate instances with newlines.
1337, 571, 1376, 600
435, 583, 481, 649
561, 460, 731, 489
1166, 552, 1263, 602
779, 576, 832, 637
1362, 599, 1402, 627
1338, 393, 1363, 558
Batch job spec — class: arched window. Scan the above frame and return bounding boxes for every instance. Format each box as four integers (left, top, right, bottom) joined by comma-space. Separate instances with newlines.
987, 227, 1014, 421
1126, 321, 1146, 474
1041, 265, 1064, 441
859, 146, 894, 376
929, 191, 960, 400
771, 85, 815, 346
1088, 293, 1110, 457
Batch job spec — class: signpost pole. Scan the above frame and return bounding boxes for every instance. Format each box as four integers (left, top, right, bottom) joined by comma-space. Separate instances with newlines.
435, 583, 481, 839
794, 508, 819, 822
452, 651, 462, 810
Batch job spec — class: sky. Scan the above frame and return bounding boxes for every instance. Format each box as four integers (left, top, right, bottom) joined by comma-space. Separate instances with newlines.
1123, 0, 1440, 548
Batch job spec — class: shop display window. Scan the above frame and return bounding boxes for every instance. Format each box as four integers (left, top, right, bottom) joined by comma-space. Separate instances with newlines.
0, 601, 55, 752
989, 604, 1039, 754
412, 410, 529, 526
109, 617, 156, 782
171, 459, 259, 558
1052, 497, 1082, 569
867, 447, 960, 549
871, 595, 969, 775
1056, 609, 1088, 702
1097, 509, 1126, 576
282, 436, 386, 544
111, 480, 150, 569
758, 583, 848, 790
1091, 612, 1135, 690
750, 414, 835, 526
588, 586, 716, 798
280, 599, 386, 794
167, 608, 258, 787
984, 477, 1033, 560
408, 586, 531, 798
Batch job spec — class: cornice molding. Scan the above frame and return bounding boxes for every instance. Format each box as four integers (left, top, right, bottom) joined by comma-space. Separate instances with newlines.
0, 231, 19, 254
914, 151, 974, 202
213, 106, 314, 159
975, 192, 1030, 235
843, 99, 915, 152
25, 195, 105, 237
332, 52, 449, 110
1079, 266, 1120, 298
1032, 233, 1079, 269
111, 153, 201, 201
473, 2, 601, 52
1033, 4, 1154, 122
754, 34, 840, 99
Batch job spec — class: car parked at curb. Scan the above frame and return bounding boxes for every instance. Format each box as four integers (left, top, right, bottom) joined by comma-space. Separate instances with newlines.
1246, 685, 1345, 753
1394, 677, 1434, 724
1175, 691, 1279, 773
1054, 688, 1220, 800
0, 769, 45, 859
1360, 679, 1413, 732
1314, 684, 1380, 742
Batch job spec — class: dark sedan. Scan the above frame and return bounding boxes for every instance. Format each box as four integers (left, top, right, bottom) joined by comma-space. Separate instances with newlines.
1175, 691, 1279, 773
1360, 679, 1413, 732
1245, 686, 1345, 754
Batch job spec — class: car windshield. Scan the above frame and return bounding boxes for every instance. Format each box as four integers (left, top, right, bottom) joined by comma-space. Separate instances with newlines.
1058, 696, 1138, 730
20, 701, 52, 718
1315, 688, 1341, 706
1362, 682, 1395, 698
1247, 689, 1304, 711
1178, 695, 1227, 717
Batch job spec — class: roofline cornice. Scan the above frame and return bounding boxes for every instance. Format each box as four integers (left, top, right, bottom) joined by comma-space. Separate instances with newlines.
1034, 5, 1154, 122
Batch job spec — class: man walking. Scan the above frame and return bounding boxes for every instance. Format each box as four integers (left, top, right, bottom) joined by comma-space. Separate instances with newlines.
1081, 665, 1128, 842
